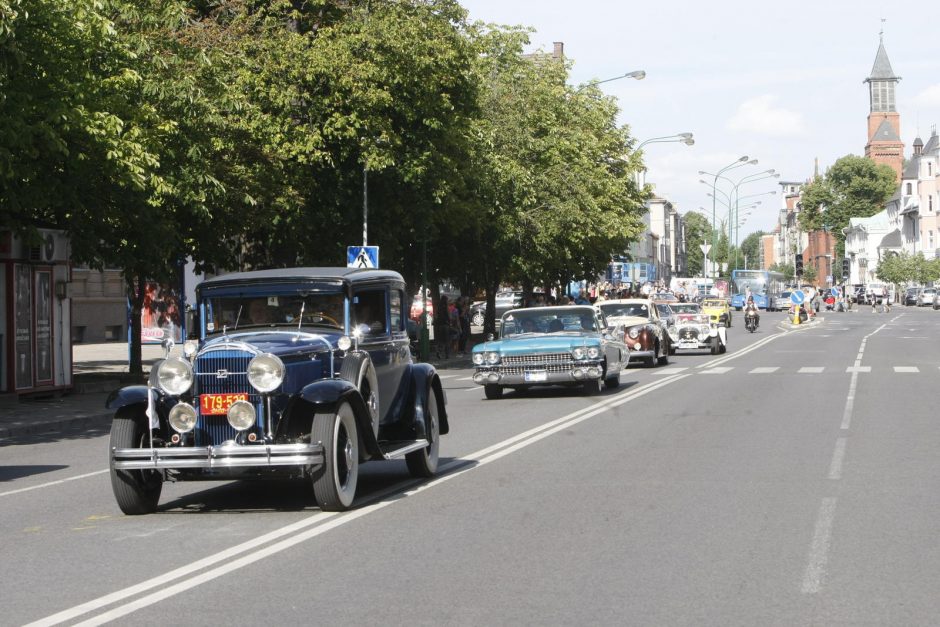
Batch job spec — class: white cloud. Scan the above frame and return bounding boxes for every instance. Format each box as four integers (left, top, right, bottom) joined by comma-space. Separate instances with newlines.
913, 84, 940, 107
726, 95, 806, 137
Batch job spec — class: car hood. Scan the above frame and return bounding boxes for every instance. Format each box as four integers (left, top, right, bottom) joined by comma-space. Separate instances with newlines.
476, 334, 598, 354
200, 330, 343, 357
607, 315, 650, 327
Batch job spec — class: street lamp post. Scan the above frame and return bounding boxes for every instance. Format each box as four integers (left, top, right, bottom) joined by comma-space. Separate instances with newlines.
700, 157, 752, 279
637, 133, 695, 150
576, 70, 646, 92
729, 171, 780, 268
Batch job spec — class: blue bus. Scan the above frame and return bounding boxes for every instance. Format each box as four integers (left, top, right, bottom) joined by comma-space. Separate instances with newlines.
730, 269, 785, 310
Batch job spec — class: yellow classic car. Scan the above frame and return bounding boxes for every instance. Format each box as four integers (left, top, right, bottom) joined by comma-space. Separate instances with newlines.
701, 298, 732, 327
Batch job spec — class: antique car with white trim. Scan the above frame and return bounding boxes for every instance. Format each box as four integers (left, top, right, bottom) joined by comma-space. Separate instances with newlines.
597, 298, 672, 366
106, 268, 448, 515
471, 305, 628, 399
666, 302, 727, 355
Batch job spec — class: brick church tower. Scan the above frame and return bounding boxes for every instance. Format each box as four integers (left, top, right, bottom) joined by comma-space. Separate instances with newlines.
864, 34, 903, 182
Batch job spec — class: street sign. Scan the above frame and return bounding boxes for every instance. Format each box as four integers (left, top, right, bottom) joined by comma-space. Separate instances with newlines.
790, 290, 805, 305
830, 287, 840, 297
700, 243, 711, 256
347, 246, 379, 269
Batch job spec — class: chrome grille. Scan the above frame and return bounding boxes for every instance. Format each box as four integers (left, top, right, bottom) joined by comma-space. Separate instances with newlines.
679, 327, 700, 340
500, 363, 573, 375
194, 348, 261, 445
502, 353, 572, 366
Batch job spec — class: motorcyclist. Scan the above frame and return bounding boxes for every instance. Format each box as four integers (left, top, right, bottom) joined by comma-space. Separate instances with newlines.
744, 295, 760, 328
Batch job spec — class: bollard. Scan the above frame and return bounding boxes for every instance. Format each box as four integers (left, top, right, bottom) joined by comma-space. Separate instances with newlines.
793, 307, 801, 325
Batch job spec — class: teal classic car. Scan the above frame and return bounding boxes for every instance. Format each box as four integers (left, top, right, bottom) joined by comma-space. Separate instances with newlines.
471, 305, 629, 399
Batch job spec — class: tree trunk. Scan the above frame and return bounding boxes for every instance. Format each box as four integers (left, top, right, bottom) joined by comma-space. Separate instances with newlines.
126, 273, 145, 377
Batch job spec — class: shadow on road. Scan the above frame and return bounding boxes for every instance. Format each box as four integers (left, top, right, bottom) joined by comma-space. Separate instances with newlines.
0, 464, 70, 481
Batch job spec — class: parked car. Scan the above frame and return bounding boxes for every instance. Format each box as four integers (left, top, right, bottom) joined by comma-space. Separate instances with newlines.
852, 284, 867, 303
918, 287, 937, 307
598, 298, 673, 366
468, 290, 536, 326
666, 302, 727, 355
106, 267, 449, 515
904, 287, 922, 306
471, 305, 628, 399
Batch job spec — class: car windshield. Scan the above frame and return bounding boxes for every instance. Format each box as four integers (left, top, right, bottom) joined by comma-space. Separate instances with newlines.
702, 299, 724, 308
501, 307, 597, 335
203, 292, 346, 334
671, 303, 701, 314
599, 302, 650, 318
656, 304, 673, 317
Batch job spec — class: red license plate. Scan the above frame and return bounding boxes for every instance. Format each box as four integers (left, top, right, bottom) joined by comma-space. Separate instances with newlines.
200, 393, 249, 415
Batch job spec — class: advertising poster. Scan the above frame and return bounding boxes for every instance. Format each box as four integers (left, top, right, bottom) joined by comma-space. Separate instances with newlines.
35, 271, 53, 383
14, 264, 32, 389
140, 281, 183, 344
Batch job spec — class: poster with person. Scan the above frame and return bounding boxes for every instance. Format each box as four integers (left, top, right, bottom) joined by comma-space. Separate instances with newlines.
140, 281, 183, 344
35, 270, 53, 383
14, 264, 32, 389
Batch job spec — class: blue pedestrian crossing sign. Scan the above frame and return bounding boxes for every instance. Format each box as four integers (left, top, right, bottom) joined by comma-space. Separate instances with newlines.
347, 246, 379, 269
790, 290, 805, 305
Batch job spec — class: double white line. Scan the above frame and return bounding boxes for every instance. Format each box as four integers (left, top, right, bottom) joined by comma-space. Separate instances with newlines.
27, 373, 689, 627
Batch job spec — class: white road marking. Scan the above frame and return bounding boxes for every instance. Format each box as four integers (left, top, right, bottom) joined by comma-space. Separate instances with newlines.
437, 374, 459, 379
845, 366, 870, 374
749, 367, 779, 374
456, 376, 475, 381
700, 367, 733, 375
894, 366, 920, 373
652, 367, 688, 375
828, 438, 847, 480
0, 469, 109, 498
801, 497, 838, 594
798, 367, 825, 374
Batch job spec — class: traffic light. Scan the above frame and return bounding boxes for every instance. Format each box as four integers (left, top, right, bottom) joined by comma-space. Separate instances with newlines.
842, 258, 850, 281
795, 253, 804, 277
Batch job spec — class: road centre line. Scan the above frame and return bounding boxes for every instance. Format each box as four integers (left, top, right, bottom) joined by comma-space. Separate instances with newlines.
801, 497, 838, 594
28, 372, 691, 627
828, 438, 847, 480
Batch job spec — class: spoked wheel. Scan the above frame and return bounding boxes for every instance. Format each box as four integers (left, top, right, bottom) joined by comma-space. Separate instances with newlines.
406, 387, 440, 478
109, 410, 162, 515
311, 401, 359, 511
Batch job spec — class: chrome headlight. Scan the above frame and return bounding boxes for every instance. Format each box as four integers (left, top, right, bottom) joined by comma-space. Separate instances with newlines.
485, 351, 500, 365
337, 335, 352, 351
157, 358, 193, 395
168, 402, 197, 433
587, 346, 600, 359
227, 400, 256, 431
183, 340, 198, 359
572, 347, 585, 360
472, 352, 484, 365
627, 326, 641, 339
247, 353, 285, 393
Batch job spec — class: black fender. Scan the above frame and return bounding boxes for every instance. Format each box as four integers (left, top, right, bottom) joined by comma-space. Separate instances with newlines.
105, 384, 175, 433
338, 351, 380, 439
282, 378, 381, 458
410, 363, 449, 437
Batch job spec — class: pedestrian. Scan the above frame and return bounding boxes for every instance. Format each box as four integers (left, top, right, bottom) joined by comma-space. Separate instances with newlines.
434, 295, 451, 359
457, 296, 471, 356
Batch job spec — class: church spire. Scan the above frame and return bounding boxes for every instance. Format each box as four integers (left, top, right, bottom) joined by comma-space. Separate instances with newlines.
864, 30, 903, 182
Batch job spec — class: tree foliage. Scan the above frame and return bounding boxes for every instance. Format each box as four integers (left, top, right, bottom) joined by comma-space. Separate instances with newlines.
799, 155, 897, 257
877, 252, 940, 286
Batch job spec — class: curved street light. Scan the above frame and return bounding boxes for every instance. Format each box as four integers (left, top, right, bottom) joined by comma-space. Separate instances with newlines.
700, 156, 753, 278
637, 133, 695, 150
576, 70, 646, 92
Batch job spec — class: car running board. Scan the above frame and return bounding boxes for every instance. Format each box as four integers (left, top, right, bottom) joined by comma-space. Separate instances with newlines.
379, 439, 429, 459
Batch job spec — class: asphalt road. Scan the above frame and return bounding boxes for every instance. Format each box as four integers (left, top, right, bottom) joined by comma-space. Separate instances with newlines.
4, 306, 940, 625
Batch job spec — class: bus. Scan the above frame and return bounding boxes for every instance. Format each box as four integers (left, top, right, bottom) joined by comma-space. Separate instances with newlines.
730, 269, 785, 310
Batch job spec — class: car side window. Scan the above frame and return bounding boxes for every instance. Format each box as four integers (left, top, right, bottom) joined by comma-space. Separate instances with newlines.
390, 289, 403, 332
353, 289, 387, 335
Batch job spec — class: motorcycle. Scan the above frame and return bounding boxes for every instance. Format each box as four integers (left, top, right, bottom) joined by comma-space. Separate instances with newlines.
745, 309, 758, 333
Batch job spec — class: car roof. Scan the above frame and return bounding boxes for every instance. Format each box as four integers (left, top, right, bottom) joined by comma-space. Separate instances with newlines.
599, 298, 653, 305
199, 267, 404, 289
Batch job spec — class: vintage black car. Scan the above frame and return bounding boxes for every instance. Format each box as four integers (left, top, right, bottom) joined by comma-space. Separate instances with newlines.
107, 268, 449, 514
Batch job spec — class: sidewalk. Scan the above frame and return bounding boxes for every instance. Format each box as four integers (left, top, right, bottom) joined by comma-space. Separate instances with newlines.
0, 341, 472, 442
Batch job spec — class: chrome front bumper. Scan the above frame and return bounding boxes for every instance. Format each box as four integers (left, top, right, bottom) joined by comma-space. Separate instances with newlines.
472, 363, 602, 386
111, 443, 324, 470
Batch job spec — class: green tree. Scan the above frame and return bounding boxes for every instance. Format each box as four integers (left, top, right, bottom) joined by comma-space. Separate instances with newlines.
769, 261, 794, 282
738, 231, 766, 269
799, 155, 897, 258
682, 210, 711, 276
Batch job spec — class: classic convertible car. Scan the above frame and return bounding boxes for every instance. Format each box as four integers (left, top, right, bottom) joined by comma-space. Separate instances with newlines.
666, 302, 727, 355
471, 305, 628, 399
598, 298, 673, 366
107, 268, 448, 514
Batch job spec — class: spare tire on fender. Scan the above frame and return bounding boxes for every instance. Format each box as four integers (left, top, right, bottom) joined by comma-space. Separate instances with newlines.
339, 352, 380, 439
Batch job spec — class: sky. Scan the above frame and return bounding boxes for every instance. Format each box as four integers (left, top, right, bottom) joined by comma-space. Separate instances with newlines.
458, 0, 940, 242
